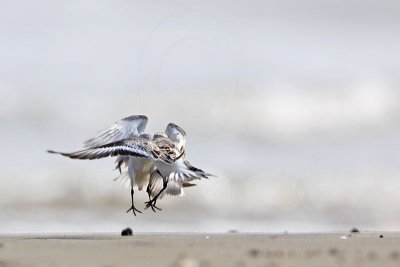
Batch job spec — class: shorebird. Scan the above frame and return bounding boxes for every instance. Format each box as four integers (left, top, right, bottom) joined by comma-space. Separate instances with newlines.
56, 115, 149, 215
143, 124, 212, 211
115, 123, 194, 211
108, 122, 200, 212
48, 117, 212, 214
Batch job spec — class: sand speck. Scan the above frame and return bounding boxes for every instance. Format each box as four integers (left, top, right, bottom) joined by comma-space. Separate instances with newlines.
248, 248, 260, 258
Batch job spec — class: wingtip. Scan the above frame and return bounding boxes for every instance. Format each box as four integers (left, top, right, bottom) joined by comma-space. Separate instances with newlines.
47, 149, 59, 154
124, 115, 148, 121
206, 173, 217, 178
182, 182, 197, 187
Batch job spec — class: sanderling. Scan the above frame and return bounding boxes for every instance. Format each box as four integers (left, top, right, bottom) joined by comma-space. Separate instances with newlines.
115, 123, 208, 212
54, 115, 149, 215
143, 123, 211, 211
48, 117, 213, 214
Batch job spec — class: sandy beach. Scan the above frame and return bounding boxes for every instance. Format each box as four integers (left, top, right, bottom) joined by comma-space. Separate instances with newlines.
1, 232, 399, 267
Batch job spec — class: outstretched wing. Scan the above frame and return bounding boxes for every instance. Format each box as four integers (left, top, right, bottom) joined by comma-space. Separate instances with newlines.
48, 138, 168, 162
84, 115, 148, 148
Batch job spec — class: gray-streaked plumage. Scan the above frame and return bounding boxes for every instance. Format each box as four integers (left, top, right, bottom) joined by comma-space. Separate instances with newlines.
82, 116, 153, 202
144, 123, 212, 202
79, 114, 149, 215
112, 123, 214, 201
84, 115, 148, 148
48, 133, 209, 180
48, 137, 180, 164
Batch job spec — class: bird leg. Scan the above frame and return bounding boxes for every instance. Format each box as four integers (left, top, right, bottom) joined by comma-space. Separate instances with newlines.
145, 170, 167, 211
146, 181, 162, 212
126, 188, 142, 216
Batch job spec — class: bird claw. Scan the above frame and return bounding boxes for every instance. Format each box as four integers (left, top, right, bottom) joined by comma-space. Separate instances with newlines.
144, 200, 162, 212
126, 205, 142, 216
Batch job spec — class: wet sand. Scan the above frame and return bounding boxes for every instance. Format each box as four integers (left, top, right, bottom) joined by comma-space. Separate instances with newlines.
0, 233, 399, 267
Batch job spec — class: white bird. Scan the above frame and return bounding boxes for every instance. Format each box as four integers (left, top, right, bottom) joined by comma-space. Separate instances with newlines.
111, 122, 199, 212
48, 118, 212, 214
73, 115, 149, 215
143, 124, 207, 211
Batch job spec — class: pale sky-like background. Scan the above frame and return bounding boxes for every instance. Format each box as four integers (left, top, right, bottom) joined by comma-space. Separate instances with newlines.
1, 0, 400, 233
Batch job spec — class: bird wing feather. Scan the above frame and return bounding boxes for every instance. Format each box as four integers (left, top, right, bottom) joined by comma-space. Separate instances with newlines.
84, 115, 148, 148
48, 138, 165, 162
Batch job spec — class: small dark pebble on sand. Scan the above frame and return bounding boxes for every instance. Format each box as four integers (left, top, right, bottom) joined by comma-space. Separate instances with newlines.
380, 235, 384, 238
121, 227, 133, 236
248, 248, 260, 258
350, 228, 360, 233
328, 248, 339, 256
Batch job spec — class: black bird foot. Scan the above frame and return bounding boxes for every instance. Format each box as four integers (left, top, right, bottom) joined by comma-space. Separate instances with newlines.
126, 205, 142, 216
144, 199, 162, 212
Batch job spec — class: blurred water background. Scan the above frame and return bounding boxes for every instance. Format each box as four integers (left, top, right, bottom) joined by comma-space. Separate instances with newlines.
1, 0, 400, 233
